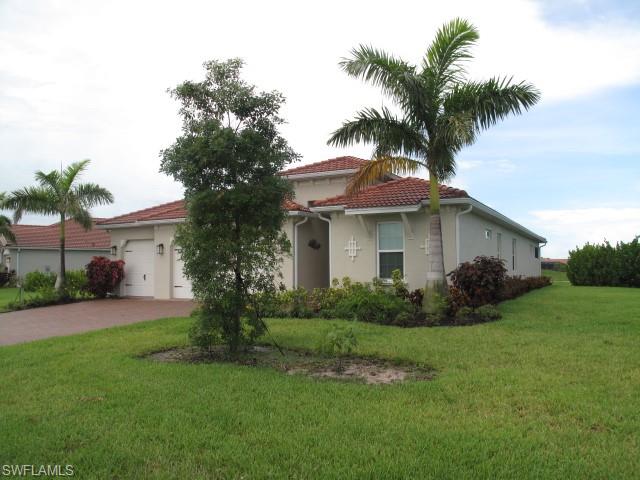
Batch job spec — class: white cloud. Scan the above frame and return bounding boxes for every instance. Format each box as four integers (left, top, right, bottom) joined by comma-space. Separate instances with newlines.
528, 207, 640, 257
1, 0, 639, 223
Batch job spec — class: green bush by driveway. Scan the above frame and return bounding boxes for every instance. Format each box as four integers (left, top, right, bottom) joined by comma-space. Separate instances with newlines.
1, 282, 639, 478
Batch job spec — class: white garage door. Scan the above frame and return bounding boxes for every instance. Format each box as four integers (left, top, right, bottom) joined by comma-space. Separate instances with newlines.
172, 247, 193, 299
123, 240, 154, 297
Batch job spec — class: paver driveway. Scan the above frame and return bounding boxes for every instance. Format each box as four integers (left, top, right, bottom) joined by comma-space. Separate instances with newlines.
0, 299, 195, 346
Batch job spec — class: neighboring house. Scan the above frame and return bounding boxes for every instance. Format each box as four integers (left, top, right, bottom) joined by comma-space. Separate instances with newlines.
1, 220, 110, 277
97, 156, 546, 299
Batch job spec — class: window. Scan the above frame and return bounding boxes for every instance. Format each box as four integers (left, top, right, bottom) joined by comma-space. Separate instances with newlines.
534, 246, 540, 259
497, 233, 502, 259
377, 222, 404, 279
484, 228, 492, 240
512, 238, 517, 270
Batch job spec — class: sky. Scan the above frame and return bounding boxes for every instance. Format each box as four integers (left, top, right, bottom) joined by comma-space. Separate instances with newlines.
1, 0, 639, 258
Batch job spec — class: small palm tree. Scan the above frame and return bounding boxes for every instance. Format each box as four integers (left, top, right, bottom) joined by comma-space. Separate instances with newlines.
6, 160, 113, 290
0, 193, 16, 244
328, 18, 539, 306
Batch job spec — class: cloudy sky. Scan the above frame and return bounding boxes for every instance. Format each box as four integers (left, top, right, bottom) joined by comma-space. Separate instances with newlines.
1, 0, 639, 257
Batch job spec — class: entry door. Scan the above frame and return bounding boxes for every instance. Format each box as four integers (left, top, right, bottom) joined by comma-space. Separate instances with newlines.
123, 240, 155, 297
172, 247, 193, 299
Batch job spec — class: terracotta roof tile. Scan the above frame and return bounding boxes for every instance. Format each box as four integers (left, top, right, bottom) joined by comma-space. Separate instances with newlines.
99, 199, 309, 225
280, 156, 369, 176
310, 177, 468, 209
8, 220, 110, 249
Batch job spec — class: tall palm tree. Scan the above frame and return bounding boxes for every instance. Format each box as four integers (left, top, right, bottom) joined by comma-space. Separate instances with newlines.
6, 160, 113, 291
0, 193, 16, 244
328, 18, 539, 306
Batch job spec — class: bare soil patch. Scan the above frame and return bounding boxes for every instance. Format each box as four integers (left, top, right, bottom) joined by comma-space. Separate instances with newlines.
146, 345, 434, 385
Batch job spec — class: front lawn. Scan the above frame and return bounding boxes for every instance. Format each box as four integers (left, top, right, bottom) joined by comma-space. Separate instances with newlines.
0, 288, 24, 312
1, 283, 639, 478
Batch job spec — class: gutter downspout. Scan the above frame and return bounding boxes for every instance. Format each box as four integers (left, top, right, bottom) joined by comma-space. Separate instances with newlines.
293, 217, 309, 288
455, 205, 473, 265
16, 247, 21, 278
317, 213, 332, 284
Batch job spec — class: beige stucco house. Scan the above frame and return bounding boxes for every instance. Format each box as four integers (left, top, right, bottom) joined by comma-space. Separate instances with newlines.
97, 156, 546, 299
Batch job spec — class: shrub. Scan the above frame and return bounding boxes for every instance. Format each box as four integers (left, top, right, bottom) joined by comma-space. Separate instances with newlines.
64, 270, 90, 298
23, 271, 56, 292
500, 275, 551, 301
567, 237, 640, 287
333, 286, 411, 324
85, 256, 125, 298
448, 256, 507, 308
7, 286, 73, 311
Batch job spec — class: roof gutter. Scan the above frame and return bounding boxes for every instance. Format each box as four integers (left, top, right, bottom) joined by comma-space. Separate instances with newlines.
96, 218, 186, 229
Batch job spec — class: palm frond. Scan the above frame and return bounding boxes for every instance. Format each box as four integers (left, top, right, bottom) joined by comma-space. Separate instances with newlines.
68, 207, 93, 230
0, 214, 16, 243
347, 156, 425, 195
72, 183, 114, 209
328, 107, 426, 157
421, 18, 479, 93
6, 187, 58, 223
61, 159, 90, 193
340, 46, 417, 103
444, 77, 540, 131
35, 170, 61, 195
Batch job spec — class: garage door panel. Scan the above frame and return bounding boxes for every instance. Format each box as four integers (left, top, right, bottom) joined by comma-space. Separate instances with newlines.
173, 247, 193, 299
123, 240, 154, 297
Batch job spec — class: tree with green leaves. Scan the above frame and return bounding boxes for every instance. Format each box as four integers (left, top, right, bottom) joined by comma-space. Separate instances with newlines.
160, 59, 297, 354
328, 18, 540, 308
0, 193, 16, 245
6, 160, 113, 291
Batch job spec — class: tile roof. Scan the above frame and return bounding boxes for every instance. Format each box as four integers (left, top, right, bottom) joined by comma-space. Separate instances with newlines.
99, 199, 310, 225
280, 156, 369, 176
310, 177, 468, 209
7, 220, 110, 249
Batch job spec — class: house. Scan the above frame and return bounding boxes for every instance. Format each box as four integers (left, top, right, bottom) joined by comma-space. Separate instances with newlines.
1, 220, 110, 277
97, 156, 546, 299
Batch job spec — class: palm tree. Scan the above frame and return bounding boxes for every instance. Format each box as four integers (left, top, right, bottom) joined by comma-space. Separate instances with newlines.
328, 18, 539, 307
0, 193, 16, 244
6, 160, 113, 291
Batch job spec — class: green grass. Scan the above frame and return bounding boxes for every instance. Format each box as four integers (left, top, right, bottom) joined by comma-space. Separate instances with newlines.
0, 287, 26, 312
543, 268, 569, 283
1, 284, 639, 478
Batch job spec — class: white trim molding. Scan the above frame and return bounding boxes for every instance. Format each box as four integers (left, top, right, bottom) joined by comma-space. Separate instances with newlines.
344, 205, 421, 215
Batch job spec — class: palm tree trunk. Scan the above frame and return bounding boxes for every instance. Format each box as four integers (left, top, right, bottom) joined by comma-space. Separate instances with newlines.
55, 215, 66, 291
424, 170, 447, 313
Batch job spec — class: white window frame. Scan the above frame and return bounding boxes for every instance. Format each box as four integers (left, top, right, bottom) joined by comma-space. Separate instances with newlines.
376, 221, 405, 281
485, 228, 492, 240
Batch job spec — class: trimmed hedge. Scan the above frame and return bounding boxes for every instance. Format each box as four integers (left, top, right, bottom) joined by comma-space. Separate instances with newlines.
567, 238, 640, 287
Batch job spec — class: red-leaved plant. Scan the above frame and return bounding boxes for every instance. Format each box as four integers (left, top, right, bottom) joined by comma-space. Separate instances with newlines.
447, 256, 507, 308
85, 256, 125, 298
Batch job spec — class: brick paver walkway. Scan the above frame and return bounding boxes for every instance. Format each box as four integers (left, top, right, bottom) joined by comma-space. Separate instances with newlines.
0, 298, 195, 346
